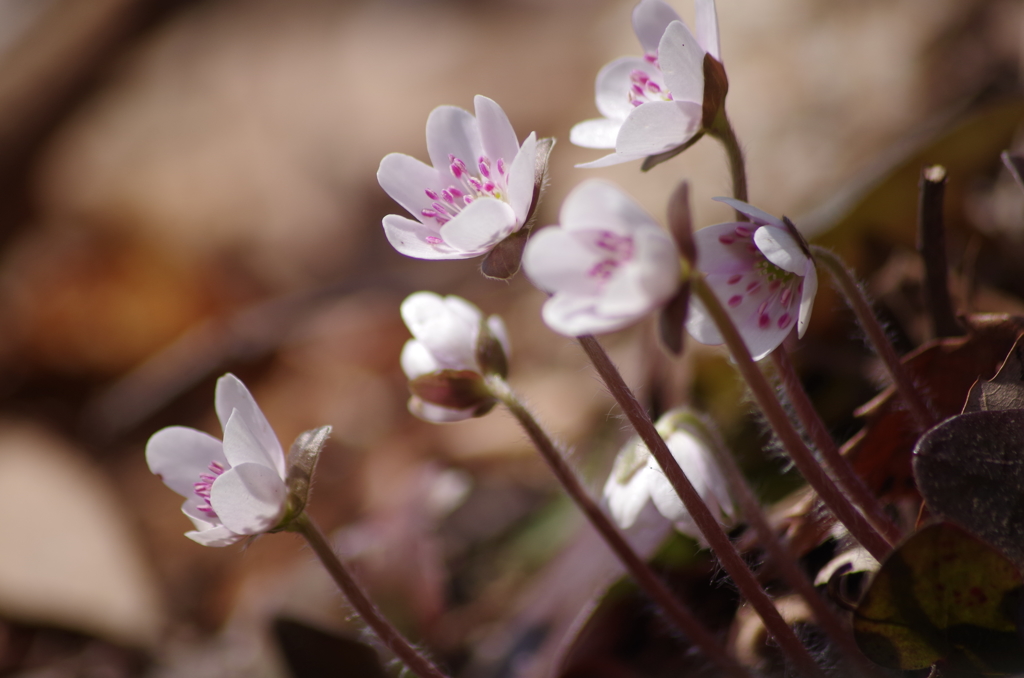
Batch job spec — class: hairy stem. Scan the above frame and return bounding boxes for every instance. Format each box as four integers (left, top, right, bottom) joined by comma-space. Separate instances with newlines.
687, 277, 892, 560
485, 375, 750, 678
770, 347, 901, 545
811, 246, 937, 431
578, 335, 827, 678
708, 113, 748, 206
292, 513, 450, 678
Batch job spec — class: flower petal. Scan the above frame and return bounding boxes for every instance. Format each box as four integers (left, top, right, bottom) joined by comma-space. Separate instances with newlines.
209, 462, 287, 535
594, 57, 658, 121
712, 197, 785, 228
215, 374, 285, 476
221, 409, 284, 476
560, 179, 659, 236
377, 153, 446, 219
541, 293, 639, 336
692, 221, 759, 275
658, 21, 706, 104
506, 132, 537, 224
408, 396, 478, 423
753, 225, 809, 275
604, 465, 656, 529
146, 426, 227, 499
185, 524, 244, 548
632, 0, 683, 54
487, 315, 511, 357
797, 263, 817, 338
400, 339, 443, 380
474, 95, 521, 171
686, 273, 794, 361
426, 105, 482, 177
383, 214, 471, 260
695, 0, 721, 62
575, 150, 650, 169
401, 291, 479, 370
570, 118, 622, 150
438, 197, 517, 255
615, 100, 702, 157
523, 227, 604, 295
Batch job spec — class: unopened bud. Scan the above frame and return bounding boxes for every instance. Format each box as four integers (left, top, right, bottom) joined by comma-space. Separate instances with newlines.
278, 425, 332, 528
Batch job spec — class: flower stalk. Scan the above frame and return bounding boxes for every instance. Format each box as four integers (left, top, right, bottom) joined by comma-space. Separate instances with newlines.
810, 245, 937, 432
484, 374, 749, 678
687, 276, 892, 560
291, 512, 451, 678
578, 335, 827, 678
769, 347, 901, 545
706, 111, 748, 206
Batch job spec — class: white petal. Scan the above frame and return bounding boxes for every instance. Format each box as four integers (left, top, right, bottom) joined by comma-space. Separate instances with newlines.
215, 374, 285, 476
604, 465, 656, 529
401, 291, 479, 370
560, 179, 659, 236
695, 0, 721, 62
797, 264, 817, 339
647, 468, 687, 525
684, 296, 723, 346
408, 397, 478, 423
474, 96, 520, 170
383, 214, 471, 260
443, 295, 485, 329
570, 118, 622, 150
692, 221, 759, 275
753, 225, 810, 275
594, 57, 658, 121
221, 409, 284, 476
541, 294, 634, 336
615, 100, 702, 157
209, 462, 288, 535
712, 197, 785, 228
376, 153, 445, 219
658, 21, 706, 104
185, 524, 244, 548
439, 197, 518, 255
575, 150, 650, 169
426, 105, 482, 175
632, 0, 683, 54
522, 227, 604, 296
487, 315, 511, 357
634, 227, 684, 303
400, 339, 443, 380
506, 132, 537, 224
146, 426, 227, 499
691, 269, 793, 360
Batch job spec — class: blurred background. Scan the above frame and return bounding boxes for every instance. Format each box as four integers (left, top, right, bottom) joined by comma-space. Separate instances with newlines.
0, 0, 1022, 676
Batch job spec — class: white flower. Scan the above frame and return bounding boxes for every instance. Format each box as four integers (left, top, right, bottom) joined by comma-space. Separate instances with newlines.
571, 0, 720, 168
400, 292, 510, 423
686, 198, 817, 361
146, 374, 288, 547
604, 411, 733, 540
378, 96, 539, 260
522, 179, 681, 336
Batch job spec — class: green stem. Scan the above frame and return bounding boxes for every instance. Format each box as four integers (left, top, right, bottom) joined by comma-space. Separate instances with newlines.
484, 375, 750, 678
688, 415, 886, 678
810, 246, 937, 431
688, 277, 892, 561
291, 513, 450, 678
770, 347, 901, 546
578, 336, 827, 678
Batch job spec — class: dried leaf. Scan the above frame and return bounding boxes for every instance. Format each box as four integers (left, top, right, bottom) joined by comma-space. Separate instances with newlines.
963, 335, 1024, 413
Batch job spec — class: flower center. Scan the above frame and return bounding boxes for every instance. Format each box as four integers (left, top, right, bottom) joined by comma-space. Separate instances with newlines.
587, 231, 635, 281
194, 461, 226, 517
628, 55, 673, 108
420, 153, 511, 232
717, 224, 803, 332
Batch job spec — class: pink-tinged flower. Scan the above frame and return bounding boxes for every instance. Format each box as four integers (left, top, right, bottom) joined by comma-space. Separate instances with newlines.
603, 409, 732, 540
400, 292, 510, 423
146, 375, 289, 547
571, 0, 720, 168
686, 198, 817, 360
378, 96, 539, 260
522, 180, 681, 336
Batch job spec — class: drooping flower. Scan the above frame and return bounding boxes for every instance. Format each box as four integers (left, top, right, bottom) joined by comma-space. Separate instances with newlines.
603, 409, 733, 540
686, 198, 818, 361
522, 179, 681, 336
378, 96, 539, 261
146, 374, 289, 547
400, 292, 510, 423
571, 0, 721, 168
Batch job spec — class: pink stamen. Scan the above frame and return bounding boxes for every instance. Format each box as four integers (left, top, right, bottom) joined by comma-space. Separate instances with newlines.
441, 189, 456, 204
631, 99, 643, 107
588, 260, 618, 280
468, 177, 483, 191
644, 53, 658, 64
421, 209, 438, 219
448, 186, 464, 198
735, 226, 752, 237
778, 313, 791, 328
769, 280, 780, 291
449, 155, 468, 179
425, 189, 439, 201
727, 274, 743, 285
632, 84, 644, 95
780, 288, 793, 306
425, 236, 443, 244
478, 157, 491, 178
497, 158, 506, 175
594, 231, 634, 257
719, 234, 735, 245
463, 196, 474, 204
728, 295, 743, 307
432, 202, 450, 216
194, 461, 226, 517
483, 182, 496, 193
647, 81, 662, 94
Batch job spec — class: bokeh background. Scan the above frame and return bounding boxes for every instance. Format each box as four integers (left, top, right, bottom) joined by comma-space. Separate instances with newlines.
0, 0, 1022, 676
